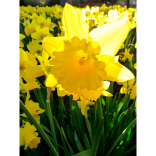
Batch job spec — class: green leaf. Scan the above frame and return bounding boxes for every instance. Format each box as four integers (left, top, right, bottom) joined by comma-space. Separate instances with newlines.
58, 97, 66, 133
33, 89, 49, 127
106, 118, 136, 156
117, 111, 127, 123
101, 97, 105, 106
91, 118, 104, 156
66, 125, 74, 145
74, 101, 86, 139
83, 134, 91, 149
73, 149, 92, 156
53, 117, 74, 155
110, 93, 118, 113
46, 100, 59, 154
40, 123, 51, 134
123, 108, 133, 142
37, 88, 47, 112
122, 94, 130, 112
61, 127, 75, 155
20, 100, 59, 156
97, 97, 103, 118
122, 144, 136, 156
110, 95, 127, 128
130, 97, 136, 113
50, 91, 56, 117
20, 115, 30, 122
85, 119, 92, 143
74, 131, 84, 152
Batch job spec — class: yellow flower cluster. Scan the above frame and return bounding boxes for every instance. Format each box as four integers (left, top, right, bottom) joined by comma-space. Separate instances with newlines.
20, 122, 41, 150
20, 3, 136, 38
20, 3, 136, 120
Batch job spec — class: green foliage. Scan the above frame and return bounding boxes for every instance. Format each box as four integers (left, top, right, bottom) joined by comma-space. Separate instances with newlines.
20, 81, 136, 156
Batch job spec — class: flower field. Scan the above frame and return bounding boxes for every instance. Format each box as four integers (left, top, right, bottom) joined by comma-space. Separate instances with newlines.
20, 3, 137, 156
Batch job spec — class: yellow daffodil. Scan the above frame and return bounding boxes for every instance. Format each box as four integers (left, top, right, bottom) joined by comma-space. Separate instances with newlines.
120, 44, 124, 49
120, 78, 136, 99
53, 6, 63, 19
20, 122, 41, 150
21, 92, 45, 123
82, 6, 91, 17
77, 99, 90, 118
134, 63, 137, 69
27, 41, 43, 56
24, 19, 37, 36
108, 9, 128, 23
130, 83, 136, 99
121, 49, 133, 62
36, 15, 47, 28
20, 34, 26, 48
43, 4, 134, 95
31, 26, 53, 42
24, 50, 53, 82
135, 42, 137, 49
20, 48, 37, 82
20, 78, 40, 93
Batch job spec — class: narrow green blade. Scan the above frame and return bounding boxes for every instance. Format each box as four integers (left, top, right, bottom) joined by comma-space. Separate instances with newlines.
106, 118, 136, 156
73, 149, 92, 156
20, 100, 59, 156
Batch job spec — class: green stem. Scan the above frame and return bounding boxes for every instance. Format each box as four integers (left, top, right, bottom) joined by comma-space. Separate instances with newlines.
46, 99, 59, 154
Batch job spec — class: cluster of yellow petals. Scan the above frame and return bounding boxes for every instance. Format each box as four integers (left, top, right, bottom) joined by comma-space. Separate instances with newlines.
121, 49, 134, 62
20, 122, 41, 150
20, 3, 136, 38
20, 48, 41, 92
21, 92, 45, 123
120, 78, 136, 100
20, 3, 136, 117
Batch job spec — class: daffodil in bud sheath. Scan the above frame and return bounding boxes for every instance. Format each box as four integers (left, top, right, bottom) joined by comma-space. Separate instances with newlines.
42, 3, 134, 95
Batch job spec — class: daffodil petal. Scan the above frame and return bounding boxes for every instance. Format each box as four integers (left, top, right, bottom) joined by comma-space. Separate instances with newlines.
118, 11, 128, 21
20, 41, 24, 48
42, 50, 49, 66
103, 81, 110, 90
20, 48, 28, 64
90, 20, 130, 56
134, 63, 137, 69
25, 64, 45, 81
97, 54, 134, 82
108, 10, 118, 22
63, 3, 89, 40
102, 91, 113, 97
20, 34, 26, 40
120, 86, 128, 94
57, 87, 67, 97
45, 74, 58, 87
114, 55, 119, 62
42, 37, 65, 57
79, 82, 103, 101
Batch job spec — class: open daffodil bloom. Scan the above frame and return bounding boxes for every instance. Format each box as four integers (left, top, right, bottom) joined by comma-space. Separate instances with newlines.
42, 3, 134, 94
51, 37, 106, 92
